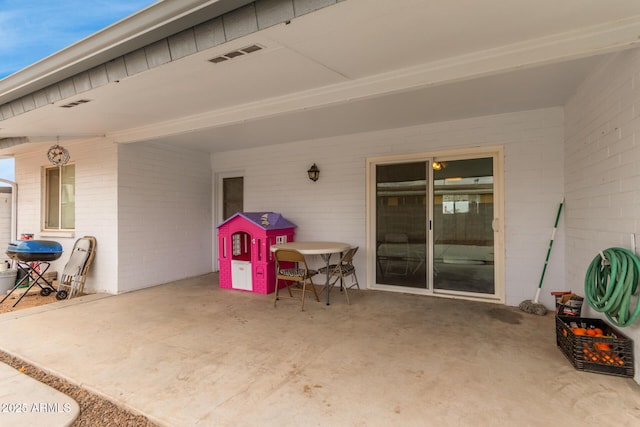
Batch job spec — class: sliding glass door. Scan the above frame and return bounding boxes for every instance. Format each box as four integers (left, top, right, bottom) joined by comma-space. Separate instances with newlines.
432, 157, 495, 294
375, 162, 428, 289
370, 151, 502, 301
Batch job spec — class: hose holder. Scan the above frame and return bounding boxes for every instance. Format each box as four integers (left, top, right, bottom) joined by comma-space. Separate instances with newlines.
585, 247, 640, 327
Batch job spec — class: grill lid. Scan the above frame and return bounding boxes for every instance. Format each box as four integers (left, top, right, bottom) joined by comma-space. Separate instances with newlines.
7, 240, 63, 254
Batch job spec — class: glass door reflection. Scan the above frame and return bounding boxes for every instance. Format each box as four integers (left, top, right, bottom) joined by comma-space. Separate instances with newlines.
433, 158, 495, 294
375, 162, 428, 289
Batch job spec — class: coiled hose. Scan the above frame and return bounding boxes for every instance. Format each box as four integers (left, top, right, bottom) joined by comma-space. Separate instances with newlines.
584, 247, 640, 327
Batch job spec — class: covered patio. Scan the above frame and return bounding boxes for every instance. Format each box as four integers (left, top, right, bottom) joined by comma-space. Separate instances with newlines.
0, 274, 638, 426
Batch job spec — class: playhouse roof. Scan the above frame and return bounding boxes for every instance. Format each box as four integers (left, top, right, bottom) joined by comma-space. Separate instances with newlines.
217, 212, 297, 231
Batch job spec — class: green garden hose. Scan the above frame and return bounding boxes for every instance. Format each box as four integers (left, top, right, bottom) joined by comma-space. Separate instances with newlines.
584, 247, 640, 327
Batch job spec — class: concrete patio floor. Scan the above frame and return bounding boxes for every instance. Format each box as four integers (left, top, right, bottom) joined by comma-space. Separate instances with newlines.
0, 273, 639, 426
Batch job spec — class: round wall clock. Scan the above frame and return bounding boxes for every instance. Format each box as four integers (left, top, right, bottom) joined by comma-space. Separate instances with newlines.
47, 144, 70, 166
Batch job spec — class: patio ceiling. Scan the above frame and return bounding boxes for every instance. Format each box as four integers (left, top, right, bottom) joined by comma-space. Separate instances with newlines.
2, 0, 640, 154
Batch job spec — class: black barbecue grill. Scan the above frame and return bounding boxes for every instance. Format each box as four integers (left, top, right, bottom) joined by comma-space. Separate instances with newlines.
1, 240, 64, 307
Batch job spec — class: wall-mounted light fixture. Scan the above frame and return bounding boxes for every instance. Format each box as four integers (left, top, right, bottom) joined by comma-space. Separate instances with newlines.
432, 161, 447, 171
307, 163, 320, 182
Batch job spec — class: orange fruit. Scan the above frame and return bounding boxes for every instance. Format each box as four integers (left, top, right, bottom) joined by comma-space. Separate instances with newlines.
586, 329, 597, 336
593, 328, 603, 335
573, 328, 587, 336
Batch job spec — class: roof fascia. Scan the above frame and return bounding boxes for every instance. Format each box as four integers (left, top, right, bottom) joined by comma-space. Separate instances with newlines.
0, 0, 254, 105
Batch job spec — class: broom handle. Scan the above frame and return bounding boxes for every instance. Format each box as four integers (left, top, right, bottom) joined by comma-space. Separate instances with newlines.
534, 200, 564, 303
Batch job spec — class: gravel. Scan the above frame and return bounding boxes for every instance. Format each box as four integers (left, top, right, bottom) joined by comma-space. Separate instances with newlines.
0, 351, 158, 426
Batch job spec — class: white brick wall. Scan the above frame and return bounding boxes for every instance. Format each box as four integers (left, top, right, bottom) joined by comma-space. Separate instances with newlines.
14, 138, 212, 295
212, 107, 566, 309
565, 47, 640, 381
14, 139, 118, 293
118, 141, 212, 293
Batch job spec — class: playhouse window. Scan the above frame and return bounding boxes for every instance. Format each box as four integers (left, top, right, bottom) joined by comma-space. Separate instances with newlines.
232, 234, 242, 256
232, 232, 251, 261
257, 239, 262, 261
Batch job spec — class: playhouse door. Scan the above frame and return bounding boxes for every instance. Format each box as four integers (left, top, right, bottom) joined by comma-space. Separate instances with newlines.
231, 260, 252, 291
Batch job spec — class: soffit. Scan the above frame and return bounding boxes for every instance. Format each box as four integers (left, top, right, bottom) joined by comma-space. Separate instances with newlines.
2, 0, 640, 153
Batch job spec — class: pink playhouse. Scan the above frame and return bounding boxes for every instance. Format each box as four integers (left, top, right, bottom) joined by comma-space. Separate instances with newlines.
217, 212, 296, 294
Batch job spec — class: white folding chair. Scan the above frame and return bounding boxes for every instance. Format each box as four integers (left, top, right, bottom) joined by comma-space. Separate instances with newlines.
55, 236, 96, 300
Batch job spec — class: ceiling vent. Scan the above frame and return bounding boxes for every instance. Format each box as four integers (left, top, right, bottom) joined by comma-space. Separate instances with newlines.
208, 44, 263, 64
59, 99, 91, 109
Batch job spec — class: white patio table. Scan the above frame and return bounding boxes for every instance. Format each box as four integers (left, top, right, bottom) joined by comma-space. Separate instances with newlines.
270, 241, 352, 305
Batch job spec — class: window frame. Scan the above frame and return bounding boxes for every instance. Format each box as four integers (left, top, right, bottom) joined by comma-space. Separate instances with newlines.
42, 162, 76, 231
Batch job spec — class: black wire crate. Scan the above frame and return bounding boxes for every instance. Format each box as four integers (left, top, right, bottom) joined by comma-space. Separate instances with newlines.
555, 315, 634, 378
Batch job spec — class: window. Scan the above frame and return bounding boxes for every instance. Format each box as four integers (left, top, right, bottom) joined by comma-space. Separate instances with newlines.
223, 177, 243, 220
44, 164, 75, 230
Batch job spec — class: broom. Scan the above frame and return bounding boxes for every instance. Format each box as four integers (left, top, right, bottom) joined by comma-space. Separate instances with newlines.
519, 199, 564, 315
